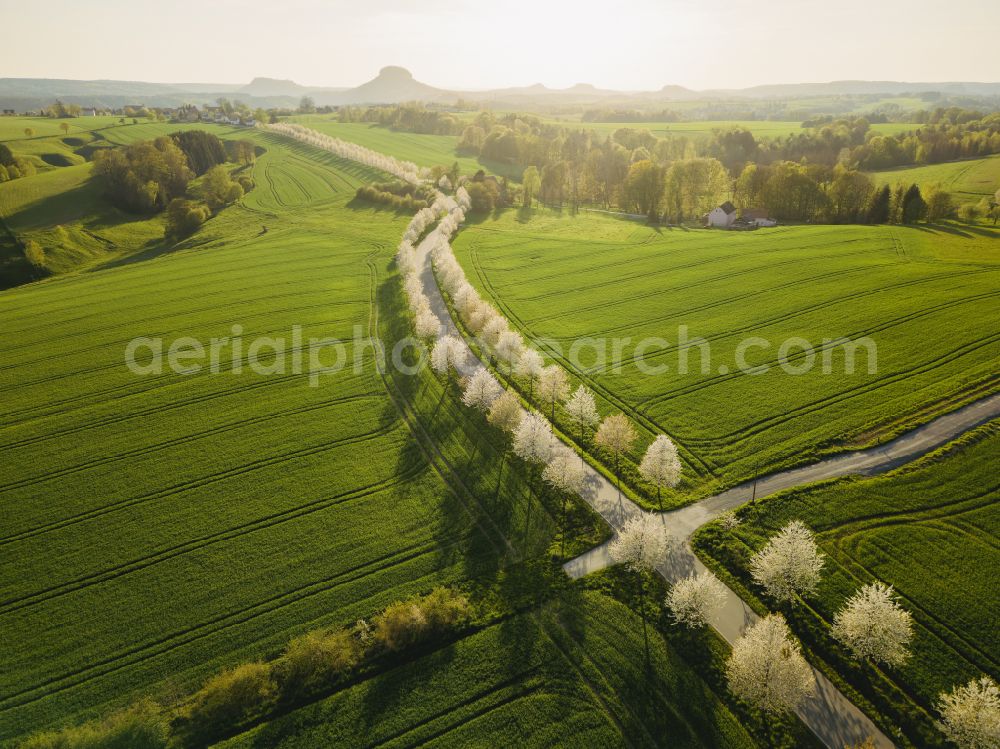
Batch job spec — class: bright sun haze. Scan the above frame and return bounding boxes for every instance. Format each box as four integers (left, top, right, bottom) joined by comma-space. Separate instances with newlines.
1, 0, 998, 88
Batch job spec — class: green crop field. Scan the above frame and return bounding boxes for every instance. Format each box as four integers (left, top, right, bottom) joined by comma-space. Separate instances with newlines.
282, 116, 523, 180
450, 209, 1000, 503
694, 422, 1000, 746
0, 127, 783, 747
869, 154, 1000, 200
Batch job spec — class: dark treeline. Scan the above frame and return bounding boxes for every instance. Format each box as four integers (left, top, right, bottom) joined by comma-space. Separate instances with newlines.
342, 105, 999, 224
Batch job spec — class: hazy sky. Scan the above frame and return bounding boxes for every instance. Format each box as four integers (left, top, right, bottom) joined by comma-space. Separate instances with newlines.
2, 0, 998, 90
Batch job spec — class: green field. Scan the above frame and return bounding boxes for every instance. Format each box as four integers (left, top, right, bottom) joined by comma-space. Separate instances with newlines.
694, 423, 1000, 747
869, 154, 1000, 200
282, 116, 523, 179
0, 118, 256, 283
0, 126, 785, 747
450, 209, 1000, 503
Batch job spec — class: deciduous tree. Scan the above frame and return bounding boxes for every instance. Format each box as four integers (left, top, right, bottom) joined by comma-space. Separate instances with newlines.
749, 520, 824, 603
639, 434, 682, 509
565, 385, 599, 441
515, 348, 544, 397
461, 367, 502, 411
936, 676, 1000, 749
538, 365, 570, 419
726, 614, 815, 713
487, 389, 523, 434
595, 413, 637, 497
831, 582, 913, 666
667, 571, 727, 629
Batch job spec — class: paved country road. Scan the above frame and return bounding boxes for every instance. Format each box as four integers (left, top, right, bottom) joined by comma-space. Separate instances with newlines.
415, 218, 1000, 749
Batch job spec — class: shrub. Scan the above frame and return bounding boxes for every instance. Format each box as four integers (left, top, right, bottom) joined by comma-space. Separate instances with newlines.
275, 628, 361, 697
23, 239, 45, 268
164, 198, 209, 239
200, 165, 242, 212
21, 699, 168, 749
177, 662, 275, 738
465, 180, 500, 213
373, 587, 470, 651
957, 203, 982, 222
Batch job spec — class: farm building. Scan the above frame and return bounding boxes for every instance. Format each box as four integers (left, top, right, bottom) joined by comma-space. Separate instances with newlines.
741, 207, 777, 227
706, 201, 737, 227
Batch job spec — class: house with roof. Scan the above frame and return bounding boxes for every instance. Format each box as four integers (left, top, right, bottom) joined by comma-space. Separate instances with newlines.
706, 201, 737, 228
741, 207, 777, 227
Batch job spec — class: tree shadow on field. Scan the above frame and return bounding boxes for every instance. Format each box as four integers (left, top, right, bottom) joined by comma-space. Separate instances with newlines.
347, 265, 564, 732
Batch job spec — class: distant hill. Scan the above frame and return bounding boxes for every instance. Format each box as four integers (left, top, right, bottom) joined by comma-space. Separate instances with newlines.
319, 66, 449, 105
1, 72, 999, 111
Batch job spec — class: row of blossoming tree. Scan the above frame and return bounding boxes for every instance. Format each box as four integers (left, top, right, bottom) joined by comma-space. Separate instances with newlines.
275, 122, 997, 749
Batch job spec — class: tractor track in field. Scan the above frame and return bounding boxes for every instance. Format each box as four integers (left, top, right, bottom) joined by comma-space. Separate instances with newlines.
491, 229, 895, 297
521, 242, 891, 318
363, 671, 544, 748
0, 464, 426, 617
0, 392, 382, 493
0, 422, 402, 547
590, 271, 999, 354
464, 244, 997, 473
466, 243, 716, 480
639, 331, 1000, 435
827, 521, 1000, 678
0, 314, 378, 432
0, 367, 370, 452
0, 289, 361, 373
0, 302, 358, 398
0, 248, 356, 330
0, 537, 452, 715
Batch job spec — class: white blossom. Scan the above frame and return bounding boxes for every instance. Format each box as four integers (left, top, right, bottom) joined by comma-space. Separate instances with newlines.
542, 446, 585, 496
268, 122, 421, 183
565, 385, 600, 436
430, 335, 467, 376
608, 513, 670, 572
937, 676, 1000, 749
749, 520, 824, 603
495, 331, 524, 372
462, 367, 502, 411
831, 582, 913, 666
726, 614, 816, 713
639, 435, 682, 496
667, 572, 727, 629
537, 366, 570, 415
512, 411, 554, 465
487, 389, 523, 434
515, 348, 544, 386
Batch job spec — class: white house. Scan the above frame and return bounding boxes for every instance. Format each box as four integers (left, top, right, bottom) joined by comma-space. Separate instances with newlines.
706, 201, 737, 228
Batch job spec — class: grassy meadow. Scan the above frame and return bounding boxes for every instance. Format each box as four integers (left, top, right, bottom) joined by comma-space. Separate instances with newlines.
0, 118, 252, 284
694, 422, 1000, 747
450, 208, 1000, 503
869, 153, 1000, 200
282, 116, 523, 179
0, 125, 782, 747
